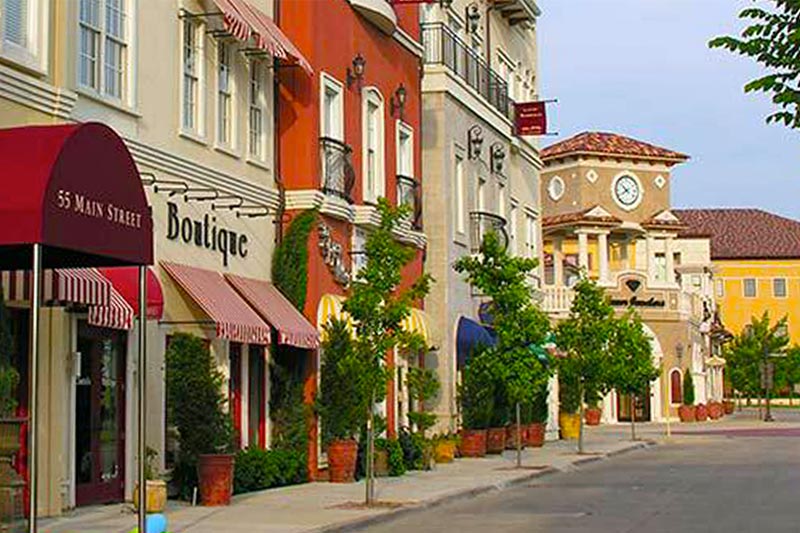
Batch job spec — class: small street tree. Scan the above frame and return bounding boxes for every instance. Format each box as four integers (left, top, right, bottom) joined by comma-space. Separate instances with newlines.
710, 1, 800, 129
608, 310, 659, 441
555, 277, 616, 454
342, 198, 432, 505
454, 231, 552, 467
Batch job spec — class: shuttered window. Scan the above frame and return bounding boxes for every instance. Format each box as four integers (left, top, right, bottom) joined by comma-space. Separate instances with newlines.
3, 0, 27, 48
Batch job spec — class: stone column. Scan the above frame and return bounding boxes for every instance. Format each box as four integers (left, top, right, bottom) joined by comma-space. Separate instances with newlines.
598, 231, 610, 284
645, 234, 656, 283
553, 236, 564, 286
665, 235, 676, 285
577, 231, 589, 271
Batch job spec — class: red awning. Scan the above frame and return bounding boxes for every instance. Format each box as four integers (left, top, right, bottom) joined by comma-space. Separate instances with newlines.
161, 262, 271, 345
0, 122, 153, 270
1, 268, 110, 306
225, 274, 319, 349
98, 267, 164, 320
211, 0, 312, 75
88, 285, 134, 330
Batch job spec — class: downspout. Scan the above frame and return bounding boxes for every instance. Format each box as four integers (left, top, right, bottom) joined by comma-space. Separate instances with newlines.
273, 0, 285, 245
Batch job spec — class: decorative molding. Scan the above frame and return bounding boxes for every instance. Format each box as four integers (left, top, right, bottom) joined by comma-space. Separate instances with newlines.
653, 209, 681, 223
585, 205, 614, 219
393, 27, 424, 58
586, 169, 599, 183
0, 63, 77, 119
654, 174, 666, 189
318, 221, 351, 286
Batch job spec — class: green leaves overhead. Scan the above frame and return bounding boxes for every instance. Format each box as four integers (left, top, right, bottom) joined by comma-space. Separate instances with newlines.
724, 312, 790, 398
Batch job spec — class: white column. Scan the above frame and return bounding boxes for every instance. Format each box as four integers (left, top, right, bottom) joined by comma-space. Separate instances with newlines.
577, 231, 589, 271
598, 231, 610, 284
546, 374, 559, 440
553, 237, 565, 286
665, 236, 675, 285
645, 234, 656, 283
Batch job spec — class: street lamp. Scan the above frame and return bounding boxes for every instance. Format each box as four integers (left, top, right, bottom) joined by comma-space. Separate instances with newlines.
762, 351, 786, 422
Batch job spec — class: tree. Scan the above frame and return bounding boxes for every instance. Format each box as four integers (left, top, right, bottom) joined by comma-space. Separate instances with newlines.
342, 198, 432, 505
454, 231, 552, 466
272, 209, 317, 311
406, 366, 440, 437
555, 277, 616, 454
608, 310, 659, 441
683, 371, 695, 406
709, 1, 800, 129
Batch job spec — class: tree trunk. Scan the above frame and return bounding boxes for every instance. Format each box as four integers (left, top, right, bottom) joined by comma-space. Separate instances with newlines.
630, 394, 637, 441
515, 402, 522, 468
365, 391, 375, 506
578, 380, 585, 455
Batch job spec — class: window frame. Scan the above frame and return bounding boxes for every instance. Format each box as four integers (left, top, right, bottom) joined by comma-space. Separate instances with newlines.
180, 16, 205, 139
508, 198, 518, 256
524, 211, 537, 259
743, 278, 757, 299
669, 368, 682, 405
320, 72, 344, 141
454, 151, 466, 236
395, 120, 414, 178
0, 0, 48, 73
215, 39, 236, 151
773, 278, 788, 299
247, 58, 268, 162
362, 87, 385, 203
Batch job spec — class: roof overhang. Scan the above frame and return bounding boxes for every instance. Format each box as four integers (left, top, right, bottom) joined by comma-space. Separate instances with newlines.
349, 0, 398, 34
491, 0, 540, 27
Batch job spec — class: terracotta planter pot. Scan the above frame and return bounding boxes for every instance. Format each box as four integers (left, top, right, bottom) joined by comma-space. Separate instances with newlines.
373, 449, 389, 477
708, 402, 723, 420
559, 412, 581, 440
525, 423, 545, 448
486, 427, 507, 454
505, 425, 526, 450
327, 439, 358, 483
434, 440, 457, 463
723, 400, 735, 415
133, 480, 168, 514
460, 429, 487, 457
584, 408, 602, 426
695, 403, 708, 421
197, 454, 234, 506
0, 418, 24, 457
678, 404, 696, 422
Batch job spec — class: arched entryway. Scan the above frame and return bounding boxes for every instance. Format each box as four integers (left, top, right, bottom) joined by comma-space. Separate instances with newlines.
616, 323, 664, 423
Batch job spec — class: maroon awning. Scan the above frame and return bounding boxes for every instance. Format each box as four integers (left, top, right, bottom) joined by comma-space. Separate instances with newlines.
98, 267, 164, 320
0, 122, 153, 269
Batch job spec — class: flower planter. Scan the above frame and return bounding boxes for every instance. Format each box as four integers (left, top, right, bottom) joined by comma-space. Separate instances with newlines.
327, 439, 358, 483
584, 408, 602, 426
695, 403, 708, 421
459, 429, 487, 457
133, 480, 168, 514
374, 448, 389, 477
505, 425, 526, 450
0, 418, 24, 457
197, 454, 234, 506
708, 402, 723, 420
559, 412, 581, 440
525, 423, 545, 448
678, 405, 696, 422
723, 400, 735, 415
433, 440, 457, 463
486, 427, 507, 454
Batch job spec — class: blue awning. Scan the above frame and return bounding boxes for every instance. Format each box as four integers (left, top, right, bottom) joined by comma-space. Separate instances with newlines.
456, 316, 496, 370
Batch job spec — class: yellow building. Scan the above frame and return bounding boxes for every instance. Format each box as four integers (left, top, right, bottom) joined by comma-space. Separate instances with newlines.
676, 209, 800, 342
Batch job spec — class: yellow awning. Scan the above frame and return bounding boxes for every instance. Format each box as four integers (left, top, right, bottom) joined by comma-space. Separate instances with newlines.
401, 308, 432, 347
317, 294, 353, 337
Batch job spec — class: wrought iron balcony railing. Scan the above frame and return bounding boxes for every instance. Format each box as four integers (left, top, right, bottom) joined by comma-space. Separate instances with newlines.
396, 174, 422, 231
469, 211, 508, 252
422, 23, 513, 121
319, 136, 355, 203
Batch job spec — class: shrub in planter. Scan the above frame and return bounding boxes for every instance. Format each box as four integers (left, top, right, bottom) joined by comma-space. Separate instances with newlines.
524, 385, 548, 448
723, 399, 735, 415
678, 404, 696, 422
458, 347, 495, 457
559, 369, 581, 439
486, 427, 507, 454
398, 428, 427, 470
583, 388, 602, 426
433, 434, 457, 463
233, 448, 307, 494
134, 447, 167, 514
695, 403, 708, 421
708, 402, 723, 420
679, 371, 696, 423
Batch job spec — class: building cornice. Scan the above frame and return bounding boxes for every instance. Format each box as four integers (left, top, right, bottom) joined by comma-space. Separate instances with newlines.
0, 63, 77, 119
393, 28, 424, 58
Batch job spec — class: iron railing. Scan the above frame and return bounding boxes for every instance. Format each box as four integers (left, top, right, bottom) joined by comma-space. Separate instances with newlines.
319, 136, 355, 203
396, 174, 422, 231
470, 211, 508, 252
422, 23, 512, 120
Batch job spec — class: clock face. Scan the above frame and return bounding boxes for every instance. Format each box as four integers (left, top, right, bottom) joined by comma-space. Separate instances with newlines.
614, 175, 641, 208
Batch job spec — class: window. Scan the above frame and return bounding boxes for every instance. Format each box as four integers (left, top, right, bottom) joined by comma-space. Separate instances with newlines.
79, 0, 129, 101
498, 182, 506, 219
181, 18, 203, 134
217, 41, 234, 146
397, 122, 413, 177
774, 278, 787, 298
3, 0, 28, 49
228, 343, 242, 449
508, 200, 518, 256
1, 0, 46, 70
352, 228, 368, 277
248, 345, 266, 449
248, 60, 267, 160
670, 369, 682, 405
691, 275, 701, 289
321, 74, 344, 140
362, 88, 385, 202
654, 253, 667, 282
455, 154, 465, 234
715, 279, 725, 298
477, 177, 486, 212
743, 278, 757, 298
525, 213, 537, 259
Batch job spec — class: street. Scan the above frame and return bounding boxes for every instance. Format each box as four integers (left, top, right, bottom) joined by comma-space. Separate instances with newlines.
367, 410, 800, 533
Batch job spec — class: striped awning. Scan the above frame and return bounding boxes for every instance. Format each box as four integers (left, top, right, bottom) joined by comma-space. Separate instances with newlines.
316, 294, 354, 337
1, 268, 110, 306
401, 308, 432, 346
161, 262, 271, 345
88, 285, 134, 330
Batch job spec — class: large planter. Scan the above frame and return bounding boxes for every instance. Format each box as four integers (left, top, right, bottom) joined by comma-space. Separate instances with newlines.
707, 402, 723, 420
327, 439, 358, 483
678, 405, 696, 423
0, 418, 24, 457
559, 412, 581, 440
723, 400, 735, 415
197, 454, 234, 506
695, 403, 708, 421
433, 440, 457, 463
525, 423, 545, 448
459, 429, 487, 458
505, 425, 526, 450
374, 449, 389, 477
486, 427, 507, 454
133, 480, 168, 514
584, 408, 602, 426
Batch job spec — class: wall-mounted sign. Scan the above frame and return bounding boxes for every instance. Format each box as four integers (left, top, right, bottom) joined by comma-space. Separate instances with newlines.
514, 101, 547, 136
166, 201, 248, 267
318, 222, 350, 286
610, 296, 666, 308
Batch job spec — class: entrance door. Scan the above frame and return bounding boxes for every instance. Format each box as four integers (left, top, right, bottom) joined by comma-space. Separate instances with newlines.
617, 388, 651, 423
75, 322, 126, 506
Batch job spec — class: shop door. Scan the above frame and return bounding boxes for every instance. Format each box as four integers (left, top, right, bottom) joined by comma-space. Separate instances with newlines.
75, 322, 126, 506
617, 387, 651, 423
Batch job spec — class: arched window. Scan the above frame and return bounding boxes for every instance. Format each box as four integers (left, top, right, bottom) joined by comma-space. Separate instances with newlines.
670, 369, 682, 404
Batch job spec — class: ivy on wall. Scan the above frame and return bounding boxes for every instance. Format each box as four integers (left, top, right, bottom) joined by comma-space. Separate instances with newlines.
272, 209, 317, 311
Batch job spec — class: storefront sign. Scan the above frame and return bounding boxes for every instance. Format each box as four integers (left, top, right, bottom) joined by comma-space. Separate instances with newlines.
514, 101, 547, 136
610, 296, 666, 308
54, 189, 143, 229
166, 202, 248, 267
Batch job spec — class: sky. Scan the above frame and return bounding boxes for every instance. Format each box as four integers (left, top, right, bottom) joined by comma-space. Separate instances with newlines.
538, 0, 800, 218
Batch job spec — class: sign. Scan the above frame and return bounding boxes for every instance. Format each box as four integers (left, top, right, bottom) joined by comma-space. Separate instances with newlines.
514, 101, 547, 136
610, 296, 666, 308
166, 201, 248, 267
390, 0, 439, 4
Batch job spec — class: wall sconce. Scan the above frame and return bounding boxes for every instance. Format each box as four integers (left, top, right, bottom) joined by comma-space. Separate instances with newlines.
346, 53, 366, 89
466, 2, 481, 34
390, 83, 407, 118
467, 124, 483, 160
490, 143, 505, 174
675, 343, 684, 365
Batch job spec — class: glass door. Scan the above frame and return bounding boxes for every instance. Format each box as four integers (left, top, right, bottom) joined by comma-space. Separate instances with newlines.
617, 387, 652, 423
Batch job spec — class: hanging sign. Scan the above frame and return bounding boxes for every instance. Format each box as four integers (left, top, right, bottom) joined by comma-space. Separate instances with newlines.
514, 101, 548, 136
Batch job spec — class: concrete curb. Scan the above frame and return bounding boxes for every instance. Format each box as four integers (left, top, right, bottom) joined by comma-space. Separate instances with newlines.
315, 440, 655, 533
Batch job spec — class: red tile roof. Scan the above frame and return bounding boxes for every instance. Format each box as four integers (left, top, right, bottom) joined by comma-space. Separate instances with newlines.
541, 131, 689, 163
675, 209, 800, 260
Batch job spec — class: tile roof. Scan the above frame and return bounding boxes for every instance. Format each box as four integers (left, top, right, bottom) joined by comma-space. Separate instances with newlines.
675, 208, 800, 260
541, 131, 689, 163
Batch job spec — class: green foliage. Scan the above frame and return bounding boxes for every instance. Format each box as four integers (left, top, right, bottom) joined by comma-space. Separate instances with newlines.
272, 209, 317, 311
608, 310, 659, 397
406, 366, 439, 435
724, 312, 790, 398
166, 333, 233, 497
376, 438, 406, 477
397, 427, 427, 471
558, 362, 581, 414
458, 347, 497, 429
0, 287, 18, 417
233, 447, 307, 494
530, 382, 549, 423
683, 371, 695, 406
710, 1, 800, 129
269, 355, 308, 474
317, 319, 370, 444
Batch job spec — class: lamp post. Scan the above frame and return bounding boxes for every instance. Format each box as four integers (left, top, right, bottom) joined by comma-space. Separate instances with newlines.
763, 351, 785, 422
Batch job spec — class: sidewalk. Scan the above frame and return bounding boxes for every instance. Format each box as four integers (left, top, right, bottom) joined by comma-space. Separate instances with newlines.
40, 425, 664, 533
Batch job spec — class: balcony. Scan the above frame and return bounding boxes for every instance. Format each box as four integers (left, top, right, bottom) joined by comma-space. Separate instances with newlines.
469, 211, 508, 252
541, 286, 575, 315
396, 174, 422, 231
422, 23, 512, 120
319, 137, 355, 203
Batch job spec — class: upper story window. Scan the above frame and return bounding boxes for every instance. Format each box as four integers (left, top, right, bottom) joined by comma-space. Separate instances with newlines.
397, 122, 413, 177
3, 0, 27, 49
362, 88, 385, 203
454, 153, 466, 235
743, 278, 757, 298
508, 200, 518, 256
322, 75, 344, 140
498, 182, 506, 219
654, 253, 667, 283
79, 0, 130, 101
248, 59, 267, 161
773, 278, 787, 298
525, 213, 537, 259
181, 18, 204, 135
217, 41, 234, 147
2, 0, 46, 71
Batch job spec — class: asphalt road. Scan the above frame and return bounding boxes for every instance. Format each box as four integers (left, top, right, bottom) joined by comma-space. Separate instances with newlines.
368, 414, 800, 532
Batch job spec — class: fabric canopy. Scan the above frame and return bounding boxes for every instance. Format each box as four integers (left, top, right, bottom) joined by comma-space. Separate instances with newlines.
161, 262, 271, 345
1, 268, 110, 305
401, 308, 433, 347
98, 267, 164, 320
88, 284, 134, 330
211, 0, 312, 74
225, 274, 319, 349
456, 316, 496, 370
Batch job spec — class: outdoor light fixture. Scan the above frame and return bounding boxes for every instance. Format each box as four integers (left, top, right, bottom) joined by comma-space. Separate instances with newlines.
347, 53, 366, 88
466, 2, 481, 34
490, 142, 505, 174
390, 83, 407, 118
675, 342, 684, 364
467, 124, 484, 160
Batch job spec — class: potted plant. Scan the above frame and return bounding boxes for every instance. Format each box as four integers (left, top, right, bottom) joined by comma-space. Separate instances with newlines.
678, 371, 696, 423
166, 333, 235, 505
317, 319, 367, 483
558, 369, 581, 440
433, 433, 458, 463
0, 287, 24, 521
723, 398, 735, 415
584, 388, 602, 426
486, 388, 508, 454
707, 401, 723, 419
133, 446, 168, 513
458, 348, 495, 457
407, 365, 440, 461
525, 385, 548, 448
695, 402, 708, 421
